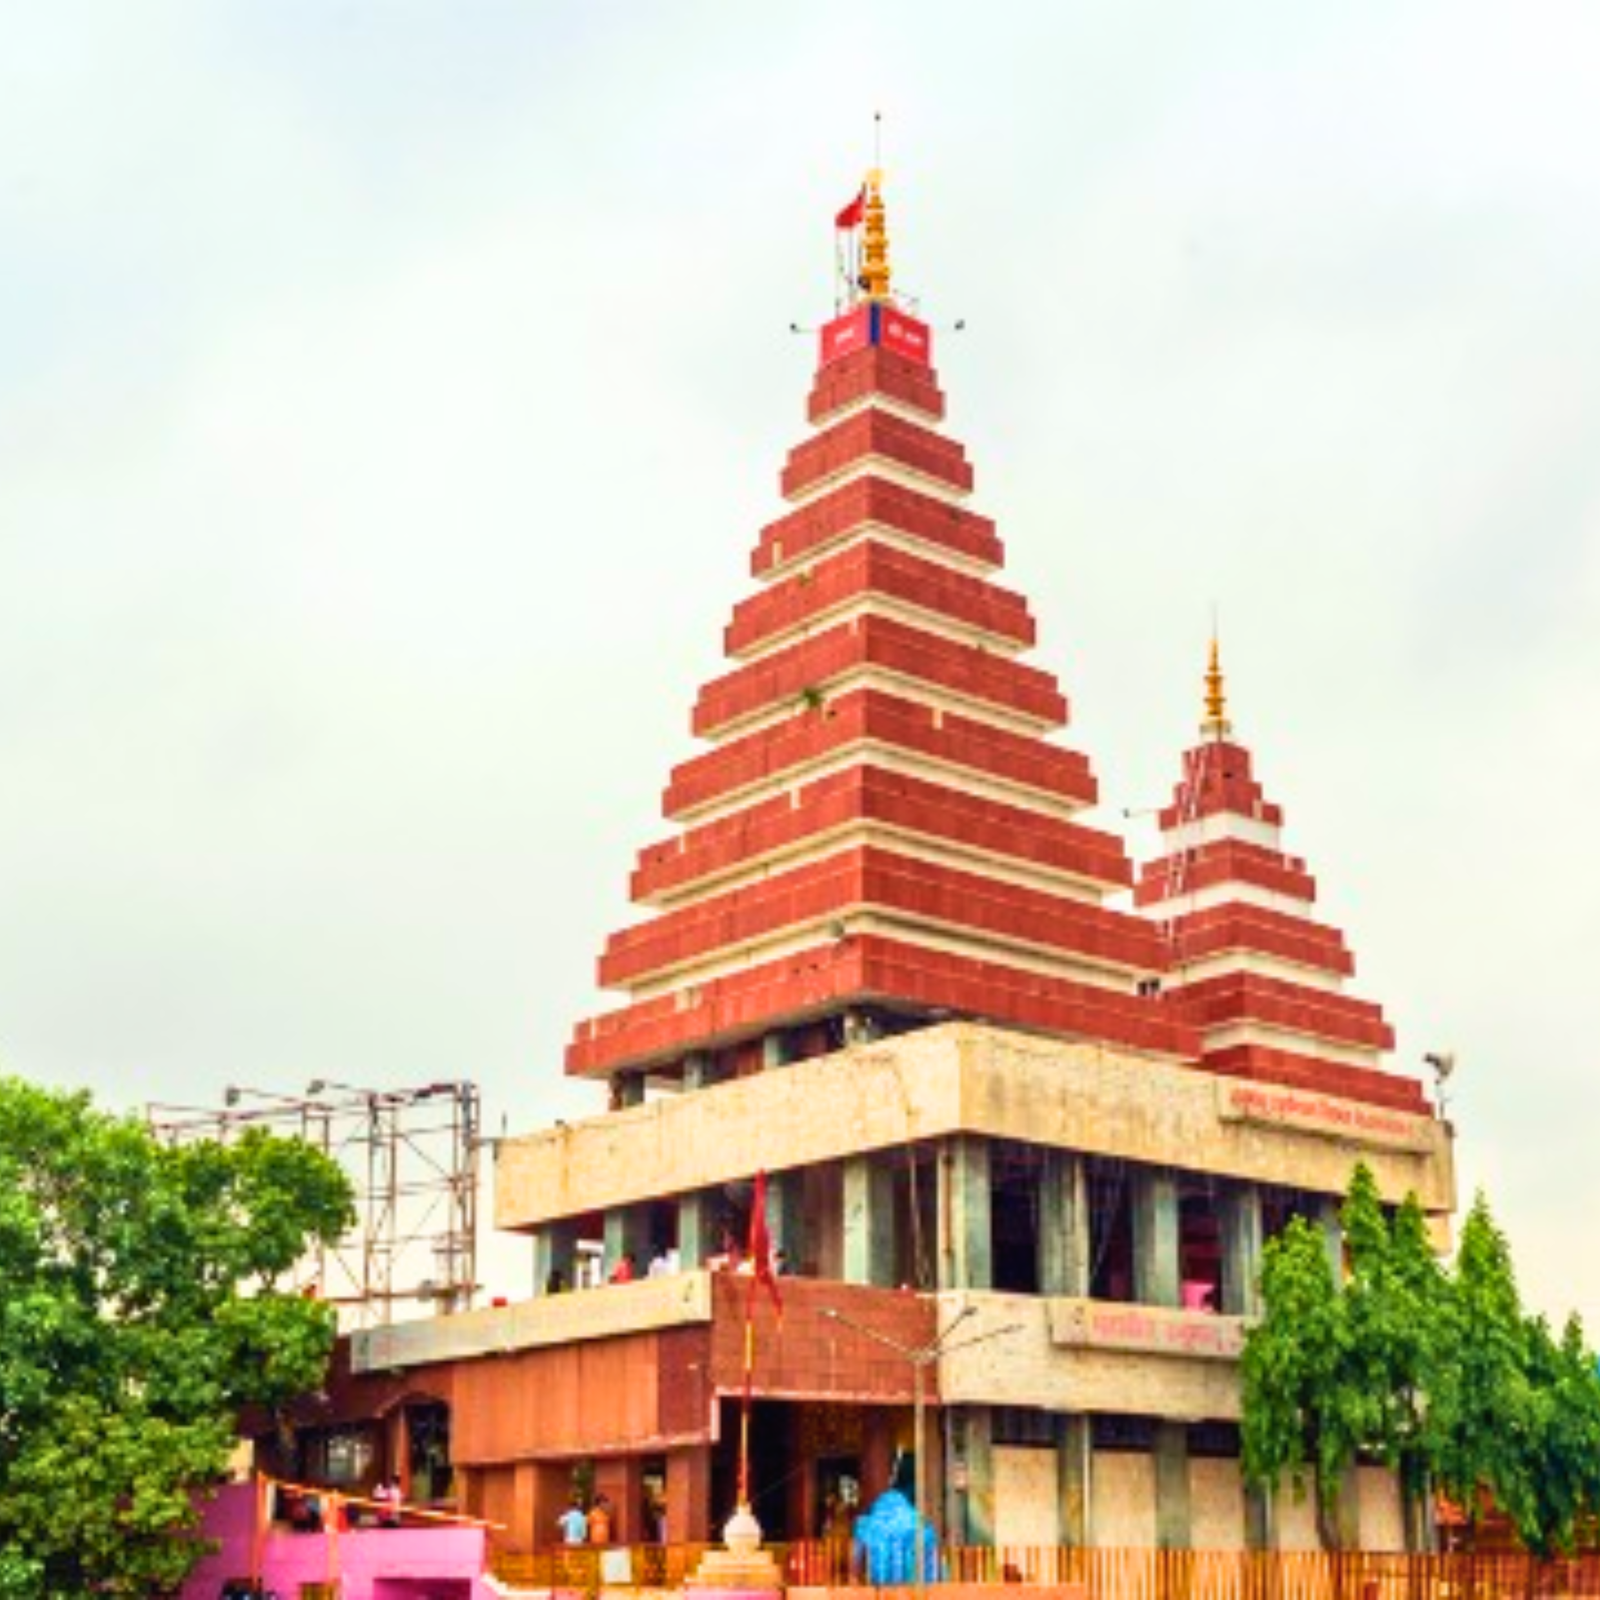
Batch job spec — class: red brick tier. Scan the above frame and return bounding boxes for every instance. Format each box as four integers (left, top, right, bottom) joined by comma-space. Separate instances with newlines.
726, 541, 1036, 658
1136, 838, 1317, 908
781, 410, 974, 500
806, 346, 946, 427
693, 613, 1067, 738
664, 687, 1098, 819
1157, 740, 1284, 829
1205, 1042, 1428, 1115
568, 930, 1200, 1077
1155, 902, 1355, 979
754, 477, 1002, 578
600, 842, 1166, 990
633, 766, 1133, 904
1165, 971, 1395, 1053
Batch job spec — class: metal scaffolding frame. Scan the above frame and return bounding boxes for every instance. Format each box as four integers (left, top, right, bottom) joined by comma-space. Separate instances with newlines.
147, 1079, 481, 1329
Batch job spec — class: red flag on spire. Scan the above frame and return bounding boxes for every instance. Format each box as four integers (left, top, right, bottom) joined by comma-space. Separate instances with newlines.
746, 1170, 783, 1318
835, 187, 866, 230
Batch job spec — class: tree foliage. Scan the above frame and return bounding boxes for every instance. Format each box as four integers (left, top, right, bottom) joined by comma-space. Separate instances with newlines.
0, 1076, 354, 1596
1240, 1211, 1351, 1548
1243, 1167, 1600, 1556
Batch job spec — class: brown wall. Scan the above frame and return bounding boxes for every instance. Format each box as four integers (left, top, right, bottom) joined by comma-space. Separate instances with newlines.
451, 1325, 710, 1462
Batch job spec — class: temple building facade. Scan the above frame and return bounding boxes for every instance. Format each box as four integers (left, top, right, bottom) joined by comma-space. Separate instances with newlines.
282, 178, 1455, 1556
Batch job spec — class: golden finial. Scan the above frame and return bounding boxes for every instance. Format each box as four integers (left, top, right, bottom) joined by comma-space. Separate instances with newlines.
859, 168, 891, 303
1201, 634, 1232, 738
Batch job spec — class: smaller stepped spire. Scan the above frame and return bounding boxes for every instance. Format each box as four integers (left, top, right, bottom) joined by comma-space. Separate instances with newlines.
1136, 653, 1426, 1115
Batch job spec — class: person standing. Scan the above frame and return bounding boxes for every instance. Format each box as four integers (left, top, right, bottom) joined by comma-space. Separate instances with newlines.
586, 1493, 613, 1545
557, 1498, 588, 1544
373, 1477, 402, 1529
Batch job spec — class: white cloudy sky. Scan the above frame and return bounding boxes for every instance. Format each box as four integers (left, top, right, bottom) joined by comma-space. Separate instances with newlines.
2, 4, 1597, 1314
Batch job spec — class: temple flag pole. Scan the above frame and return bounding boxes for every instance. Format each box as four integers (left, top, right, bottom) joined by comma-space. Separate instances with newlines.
735, 1169, 784, 1512
737, 1310, 756, 1508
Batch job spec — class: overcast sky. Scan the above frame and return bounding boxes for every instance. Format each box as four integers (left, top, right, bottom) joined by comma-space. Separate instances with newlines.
2, 3, 1597, 1315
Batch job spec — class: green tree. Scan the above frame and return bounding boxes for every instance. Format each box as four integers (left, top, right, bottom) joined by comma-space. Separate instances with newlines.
1502, 1313, 1600, 1557
0, 1077, 354, 1596
1240, 1210, 1355, 1548
1243, 1165, 1448, 1550
1427, 1193, 1533, 1544
1341, 1170, 1447, 1546
1428, 1196, 1600, 1557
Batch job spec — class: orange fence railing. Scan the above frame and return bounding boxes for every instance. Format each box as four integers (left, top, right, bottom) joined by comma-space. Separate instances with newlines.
487, 1543, 1600, 1598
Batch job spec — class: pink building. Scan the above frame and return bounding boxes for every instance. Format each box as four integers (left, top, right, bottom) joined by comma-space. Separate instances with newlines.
182, 1483, 492, 1599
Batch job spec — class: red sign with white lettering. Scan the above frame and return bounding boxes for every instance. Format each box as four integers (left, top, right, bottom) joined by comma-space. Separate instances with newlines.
819, 307, 871, 367
878, 307, 932, 365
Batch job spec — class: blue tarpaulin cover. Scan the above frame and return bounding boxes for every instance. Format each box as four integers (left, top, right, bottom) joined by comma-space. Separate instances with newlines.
852, 1488, 941, 1585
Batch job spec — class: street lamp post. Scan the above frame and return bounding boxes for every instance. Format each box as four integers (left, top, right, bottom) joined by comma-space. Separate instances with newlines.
821, 1302, 1021, 1596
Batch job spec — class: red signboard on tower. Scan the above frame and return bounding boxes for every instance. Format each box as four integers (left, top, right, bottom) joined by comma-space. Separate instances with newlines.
819, 306, 872, 366
877, 307, 931, 364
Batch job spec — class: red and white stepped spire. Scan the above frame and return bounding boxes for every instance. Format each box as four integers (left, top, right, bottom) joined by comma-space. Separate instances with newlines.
567, 173, 1197, 1084
1135, 640, 1426, 1113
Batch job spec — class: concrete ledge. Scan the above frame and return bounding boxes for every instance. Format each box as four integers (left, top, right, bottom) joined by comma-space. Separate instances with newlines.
353, 1272, 712, 1374
496, 1023, 1452, 1231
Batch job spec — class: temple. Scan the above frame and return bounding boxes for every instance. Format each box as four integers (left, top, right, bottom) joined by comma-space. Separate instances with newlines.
256, 175, 1455, 1558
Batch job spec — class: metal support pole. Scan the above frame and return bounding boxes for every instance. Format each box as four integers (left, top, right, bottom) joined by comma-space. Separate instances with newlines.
913, 1358, 927, 1598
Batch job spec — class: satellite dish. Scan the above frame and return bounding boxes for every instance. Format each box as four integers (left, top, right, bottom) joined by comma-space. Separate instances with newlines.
1424, 1051, 1457, 1082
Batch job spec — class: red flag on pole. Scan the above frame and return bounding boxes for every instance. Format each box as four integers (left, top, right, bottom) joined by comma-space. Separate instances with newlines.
746, 1170, 783, 1319
835, 187, 866, 229
736, 1171, 783, 1508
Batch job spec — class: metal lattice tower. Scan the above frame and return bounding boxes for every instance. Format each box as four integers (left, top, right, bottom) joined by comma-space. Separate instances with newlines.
148, 1079, 480, 1330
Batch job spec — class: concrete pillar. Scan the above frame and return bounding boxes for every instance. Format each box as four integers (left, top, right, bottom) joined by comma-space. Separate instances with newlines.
1244, 1481, 1273, 1551
1038, 1150, 1090, 1297
454, 1463, 480, 1522
512, 1462, 540, 1554
1219, 1184, 1264, 1317
678, 1190, 709, 1269
531, 1229, 555, 1294
1056, 1413, 1093, 1547
604, 1206, 650, 1278
957, 1407, 995, 1546
665, 1445, 712, 1543
768, 1169, 805, 1271
1132, 1168, 1180, 1308
534, 1221, 579, 1293
1316, 1196, 1345, 1282
1153, 1421, 1191, 1549
761, 1031, 793, 1069
938, 1136, 992, 1292
843, 1155, 896, 1286
683, 1051, 715, 1091
611, 1072, 645, 1108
